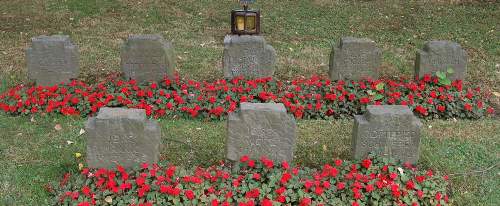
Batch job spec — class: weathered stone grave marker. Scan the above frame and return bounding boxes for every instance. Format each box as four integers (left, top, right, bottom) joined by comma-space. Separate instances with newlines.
223, 35, 276, 79
415, 40, 468, 80
85, 107, 161, 169
226, 103, 296, 164
353, 105, 422, 164
26, 35, 79, 86
329, 37, 381, 80
121, 34, 175, 83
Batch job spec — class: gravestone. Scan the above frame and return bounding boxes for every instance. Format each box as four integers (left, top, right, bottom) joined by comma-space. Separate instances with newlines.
223, 35, 276, 79
329, 37, 381, 80
26, 35, 79, 86
353, 105, 422, 164
85, 107, 161, 169
226, 103, 296, 164
121, 34, 175, 82
415, 40, 468, 80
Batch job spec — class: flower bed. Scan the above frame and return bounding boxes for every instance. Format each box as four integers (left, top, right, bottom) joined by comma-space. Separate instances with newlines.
49, 155, 451, 206
0, 73, 495, 120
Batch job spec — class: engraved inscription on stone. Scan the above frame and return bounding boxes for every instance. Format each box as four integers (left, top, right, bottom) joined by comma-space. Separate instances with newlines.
85, 107, 161, 169
223, 35, 277, 79
415, 40, 468, 80
353, 105, 422, 164
121, 34, 175, 83
26, 35, 79, 86
226, 103, 296, 164
329, 37, 381, 80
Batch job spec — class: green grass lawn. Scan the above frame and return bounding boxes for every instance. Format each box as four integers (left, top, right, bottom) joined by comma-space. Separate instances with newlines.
0, 0, 498, 89
1, 0, 499, 205
0, 114, 498, 205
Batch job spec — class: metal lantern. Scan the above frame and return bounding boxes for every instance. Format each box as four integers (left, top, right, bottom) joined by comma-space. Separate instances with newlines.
231, 0, 260, 35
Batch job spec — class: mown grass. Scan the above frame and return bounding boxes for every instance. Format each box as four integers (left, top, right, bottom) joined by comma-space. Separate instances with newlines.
0, 0, 498, 88
0, 0, 499, 205
0, 113, 498, 205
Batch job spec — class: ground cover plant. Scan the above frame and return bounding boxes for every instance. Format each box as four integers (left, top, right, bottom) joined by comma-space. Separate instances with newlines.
0, 73, 495, 120
51, 155, 451, 206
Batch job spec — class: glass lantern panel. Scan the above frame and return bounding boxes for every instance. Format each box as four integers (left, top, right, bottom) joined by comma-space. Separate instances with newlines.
245, 15, 256, 31
236, 15, 245, 31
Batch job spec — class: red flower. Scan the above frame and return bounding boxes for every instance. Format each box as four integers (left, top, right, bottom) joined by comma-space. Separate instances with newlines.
136, 177, 145, 186
415, 105, 428, 116
245, 188, 260, 199
314, 186, 324, 195
337, 182, 345, 190
252, 173, 261, 180
276, 187, 286, 195
276, 195, 286, 203
365, 184, 374, 192
240, 155, 249, 163
477, 101, 483, 108
361, 159, 372, 169
299, 198, 311, 206
417, 190, 424, 198
416, 175, 426, 183
304, 180, 313, 190
389, 172, 398, 180
335, 159, 343, 166
406, 180, 415, 190
360, 97, 370, 104
248, 160, 255, 168
423, 74, 431, 82
437, 105, 446, 112
282, 161, 290, 170
81, 186, 91, 197
487, 107, 495, 114
464, 103, 472, 111
77, 202, 90, 206
160, 185, 168, 194
260, 157, 274, 168
435, 192, 442, 200
280, 172, 292, 184
184, 190, 195, 200
323, 180, 330, 188
261, 198, 273, 206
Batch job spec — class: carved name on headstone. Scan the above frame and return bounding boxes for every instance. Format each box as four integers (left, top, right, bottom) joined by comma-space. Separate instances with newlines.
227, 103, 296, 163
121, 34, 175, 82
329, 37, 381, 80
223, 35, 276, 79
26, 35, 79, 86
415, 40, 467, 80
353, 105, 422, 164
85, 107, 161, 169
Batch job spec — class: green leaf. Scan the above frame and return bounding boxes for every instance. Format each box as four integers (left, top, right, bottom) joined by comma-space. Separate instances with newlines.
439, 78, 451, 86
374, 94, 384, 101
375, 82, 385, 91
436, 71, 446, 79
